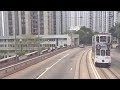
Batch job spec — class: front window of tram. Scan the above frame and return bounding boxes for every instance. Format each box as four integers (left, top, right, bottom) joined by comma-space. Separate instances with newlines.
100, 36, 106, 42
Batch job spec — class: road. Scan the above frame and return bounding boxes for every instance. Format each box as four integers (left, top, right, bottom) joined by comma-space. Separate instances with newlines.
3, 47, 90, 79
3, 47, 120, 79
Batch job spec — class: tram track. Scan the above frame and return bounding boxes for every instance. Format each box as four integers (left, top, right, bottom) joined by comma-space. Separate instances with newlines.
90, 50, 120, 79
108, 68, 120, 79
86, 50, 92, 79
79, 49, 92, 79
99, 68, 120, 79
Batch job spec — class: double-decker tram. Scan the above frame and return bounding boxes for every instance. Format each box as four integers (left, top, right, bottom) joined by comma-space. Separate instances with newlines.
92, 33, 111, 67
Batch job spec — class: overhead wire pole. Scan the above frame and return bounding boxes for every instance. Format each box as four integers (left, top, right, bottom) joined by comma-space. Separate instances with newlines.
14, 11, 17, 60
38, 11, 40, 56
15, 27, 17, 59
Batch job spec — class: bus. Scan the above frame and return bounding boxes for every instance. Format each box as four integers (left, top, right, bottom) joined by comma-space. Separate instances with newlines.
92, 33, 111, 67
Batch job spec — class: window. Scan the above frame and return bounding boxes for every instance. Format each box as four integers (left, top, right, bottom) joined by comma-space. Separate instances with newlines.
108, 36, 110, 43
5, 55, 7, 58
8, 39, 14, 42
9, 27, 13, 36
96, 49, 100, 55
0, 39, 3, 42
106, 50, 110, 56
101, 50, 105, 56
63, 38, 67, 40
96, 36, 99, 42
0, 44, 4, 47
100, 36, 106, 42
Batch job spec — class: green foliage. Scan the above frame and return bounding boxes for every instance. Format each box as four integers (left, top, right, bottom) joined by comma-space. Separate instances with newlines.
0, 50, 7, 54
16, 50, 26, 56
93, 31, 99, 35
75, 26, 94, 44
109, 23, 120, 43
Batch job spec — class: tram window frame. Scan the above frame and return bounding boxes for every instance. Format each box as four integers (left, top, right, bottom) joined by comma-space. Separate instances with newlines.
101, 50, 105, 56
106, 50, 110, 56
96, 49, 100, 55
96, 36, 99, 43
100, 36, 106, 42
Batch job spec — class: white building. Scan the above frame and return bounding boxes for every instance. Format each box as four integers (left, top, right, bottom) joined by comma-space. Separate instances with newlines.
92, 11, 116, 33
0, 11, 71, 59
2, 11, 49, 36
116, 11, 120, 23
48, 11, 68, 35
0, 34, 79, 59
0, 12, 3, 36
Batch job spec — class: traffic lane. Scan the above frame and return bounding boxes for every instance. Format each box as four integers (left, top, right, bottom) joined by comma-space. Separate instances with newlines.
110, 49, 120, 75
111, 49, 120, 69
3, 48, 76, 79
38, 48, 89, 79
3, 48, 84, 79
111, 49, 120, 61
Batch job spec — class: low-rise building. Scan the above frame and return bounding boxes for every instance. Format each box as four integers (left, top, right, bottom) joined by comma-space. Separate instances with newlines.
0, 34, 79, 59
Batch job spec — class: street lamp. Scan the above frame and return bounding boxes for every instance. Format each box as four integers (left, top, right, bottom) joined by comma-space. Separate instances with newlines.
48, 40, 49, 49
20, 39, 22, 53
85, 32, 89, 45
38, 11, 40, 56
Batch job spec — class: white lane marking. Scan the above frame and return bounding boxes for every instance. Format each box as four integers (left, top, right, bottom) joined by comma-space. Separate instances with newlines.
89, 50, 101, 79
70, 68, 72, 71
36, 54, 69, 79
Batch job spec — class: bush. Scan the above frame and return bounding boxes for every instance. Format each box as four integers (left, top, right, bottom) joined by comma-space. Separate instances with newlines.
16, 50, 26, 56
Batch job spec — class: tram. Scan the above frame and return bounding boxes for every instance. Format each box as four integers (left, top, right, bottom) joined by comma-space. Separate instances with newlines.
92, 33, 112, 67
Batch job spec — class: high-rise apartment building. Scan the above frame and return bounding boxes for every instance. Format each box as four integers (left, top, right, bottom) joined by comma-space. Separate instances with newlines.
0, 12, 3, 36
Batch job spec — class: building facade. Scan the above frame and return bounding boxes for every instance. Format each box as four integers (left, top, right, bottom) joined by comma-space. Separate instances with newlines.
0, 34, 79, 59
0, 11, 77, 59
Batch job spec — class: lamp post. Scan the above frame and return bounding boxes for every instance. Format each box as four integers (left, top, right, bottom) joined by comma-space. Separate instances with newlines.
48, 40, 49, 49
86, 32, 89, 45
20, 39, 22, 53
38, 11, 40, 56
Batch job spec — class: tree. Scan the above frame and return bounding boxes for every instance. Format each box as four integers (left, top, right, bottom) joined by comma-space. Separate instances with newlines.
75, 26, 94, 44
93, 31, 99, 35
109, 23, 120, 44
109, 26, 117, 37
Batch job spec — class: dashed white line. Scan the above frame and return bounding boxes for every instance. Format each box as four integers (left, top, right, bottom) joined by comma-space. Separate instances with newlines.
36, 54, 69, 79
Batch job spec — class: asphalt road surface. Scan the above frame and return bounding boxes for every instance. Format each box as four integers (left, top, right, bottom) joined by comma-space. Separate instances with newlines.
3, 47, 90, 79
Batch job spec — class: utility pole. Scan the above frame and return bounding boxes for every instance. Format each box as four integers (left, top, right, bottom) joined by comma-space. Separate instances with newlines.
38, 11, 40, 56
15, 30, 17, 59
14, 11, 17, 60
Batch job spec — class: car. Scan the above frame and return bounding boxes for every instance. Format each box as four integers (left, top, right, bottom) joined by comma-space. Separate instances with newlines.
79, 44, 85, 48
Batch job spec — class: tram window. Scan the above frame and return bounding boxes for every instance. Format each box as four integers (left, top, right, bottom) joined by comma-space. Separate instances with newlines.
100, 36, 106, 42
106, 50, 110, 56
108, 36, 110, 43
96, 36, 99, 42
96, 49, 100, 55
101, 50, 105, 56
